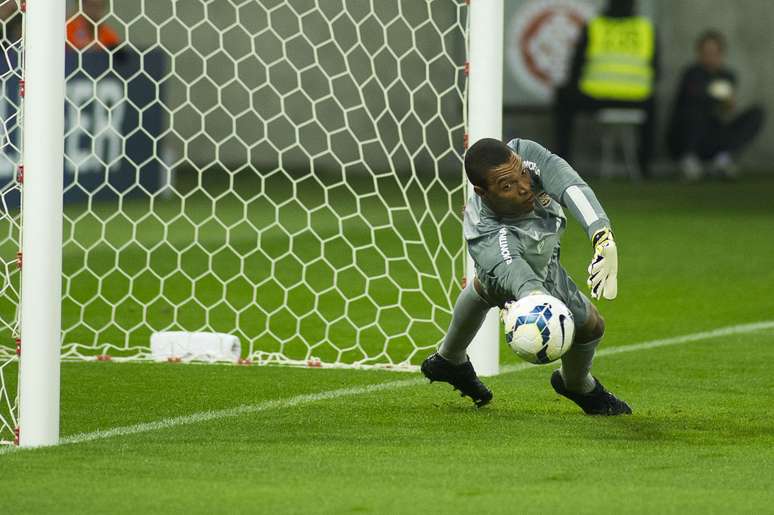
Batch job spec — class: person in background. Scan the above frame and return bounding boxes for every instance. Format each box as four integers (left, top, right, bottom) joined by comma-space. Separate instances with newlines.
666, 30, 765, 181
67, 0, 121, 51
554, 0, 658, 177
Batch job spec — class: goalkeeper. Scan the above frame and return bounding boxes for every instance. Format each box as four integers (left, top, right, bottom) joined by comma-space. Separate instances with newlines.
421, 137, 631, 415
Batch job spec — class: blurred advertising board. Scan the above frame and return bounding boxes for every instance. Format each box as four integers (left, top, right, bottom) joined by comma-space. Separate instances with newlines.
0, 47, 166, 207
504, 0, 654, 106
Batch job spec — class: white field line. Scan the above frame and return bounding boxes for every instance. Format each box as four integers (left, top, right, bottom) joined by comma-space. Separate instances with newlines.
2, 320, 773, 455
501, 320, 774, 373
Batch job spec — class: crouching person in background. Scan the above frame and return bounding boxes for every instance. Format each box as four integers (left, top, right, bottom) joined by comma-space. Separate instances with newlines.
667, 30, 765, 181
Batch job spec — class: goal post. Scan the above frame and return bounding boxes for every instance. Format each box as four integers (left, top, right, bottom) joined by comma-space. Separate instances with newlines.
466, 0, 503, 377
0, 0, 510, 445
17, 0, 66, 447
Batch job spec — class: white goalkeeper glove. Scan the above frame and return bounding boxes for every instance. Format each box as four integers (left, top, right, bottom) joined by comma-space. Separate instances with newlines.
587, 228, 618, 300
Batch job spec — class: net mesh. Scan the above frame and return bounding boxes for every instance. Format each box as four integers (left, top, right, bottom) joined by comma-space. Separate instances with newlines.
0, 0, 22, 444
1, 0, 468, 442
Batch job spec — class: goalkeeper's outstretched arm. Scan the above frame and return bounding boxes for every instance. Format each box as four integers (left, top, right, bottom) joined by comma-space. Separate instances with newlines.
543, 157, 618, 301
506, 138, 618, 300
508, 138, 610, 238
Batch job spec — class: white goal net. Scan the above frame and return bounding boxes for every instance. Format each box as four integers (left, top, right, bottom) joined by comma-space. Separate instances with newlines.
1, 0, 470, 443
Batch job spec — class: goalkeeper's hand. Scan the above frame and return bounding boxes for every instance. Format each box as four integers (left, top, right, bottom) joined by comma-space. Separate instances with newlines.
587, 228, 618, 300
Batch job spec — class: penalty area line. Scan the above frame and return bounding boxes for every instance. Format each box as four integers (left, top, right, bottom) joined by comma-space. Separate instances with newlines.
0, 378, 425, 456
501, 319, 774, 374
2, 320, 773, 455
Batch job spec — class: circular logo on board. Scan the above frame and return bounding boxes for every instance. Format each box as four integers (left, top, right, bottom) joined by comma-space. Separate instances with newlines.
506, 0, 596, 102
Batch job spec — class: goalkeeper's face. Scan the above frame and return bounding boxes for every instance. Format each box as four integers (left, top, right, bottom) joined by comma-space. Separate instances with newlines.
476, 153, 534, 216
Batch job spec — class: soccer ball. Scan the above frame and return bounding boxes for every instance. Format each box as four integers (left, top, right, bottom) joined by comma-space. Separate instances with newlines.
501, 294, 575, 364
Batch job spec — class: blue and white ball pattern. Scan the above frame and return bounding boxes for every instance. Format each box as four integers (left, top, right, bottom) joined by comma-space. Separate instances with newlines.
501, 294, 575, 364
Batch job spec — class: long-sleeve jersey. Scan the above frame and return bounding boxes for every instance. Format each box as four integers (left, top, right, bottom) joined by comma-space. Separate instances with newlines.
464, 138, 610, 303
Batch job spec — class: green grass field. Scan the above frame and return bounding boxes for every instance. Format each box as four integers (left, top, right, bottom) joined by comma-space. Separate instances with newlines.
1, 177, 774, 513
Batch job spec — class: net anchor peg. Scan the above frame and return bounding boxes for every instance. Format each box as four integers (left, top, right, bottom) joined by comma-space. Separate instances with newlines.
14, 427, 19, 446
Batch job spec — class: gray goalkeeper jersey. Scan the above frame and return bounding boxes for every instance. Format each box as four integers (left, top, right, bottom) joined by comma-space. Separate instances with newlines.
464, 138, 610, 304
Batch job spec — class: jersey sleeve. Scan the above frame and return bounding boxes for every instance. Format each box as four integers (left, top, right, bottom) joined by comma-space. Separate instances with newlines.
562, 184, 610, 238
469, 228, 548, 303
491, 256, 548, 300
507, 138, 611, 239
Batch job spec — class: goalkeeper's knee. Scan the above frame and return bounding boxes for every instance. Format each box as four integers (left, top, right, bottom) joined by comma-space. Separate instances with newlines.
576, 305, 605, 344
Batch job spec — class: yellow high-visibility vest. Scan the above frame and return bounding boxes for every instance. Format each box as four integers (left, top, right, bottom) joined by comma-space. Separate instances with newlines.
579, 16, 654, 101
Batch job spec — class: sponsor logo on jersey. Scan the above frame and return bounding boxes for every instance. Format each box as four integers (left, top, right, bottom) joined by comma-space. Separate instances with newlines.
538, 192, 551, 207
522, 159, 541, 176
498, 227, 513, 265
537, 239, 545, 254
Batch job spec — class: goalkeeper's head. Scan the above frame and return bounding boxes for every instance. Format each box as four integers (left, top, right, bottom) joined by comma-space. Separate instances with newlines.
465, 138, 534, 217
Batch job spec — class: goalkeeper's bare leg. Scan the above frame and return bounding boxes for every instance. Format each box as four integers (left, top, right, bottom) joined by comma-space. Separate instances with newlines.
420, 278, 493, 407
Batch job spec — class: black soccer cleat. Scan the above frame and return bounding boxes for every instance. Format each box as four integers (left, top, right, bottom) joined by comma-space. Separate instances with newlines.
421, 352, 493, 407
550, 370, 632, 416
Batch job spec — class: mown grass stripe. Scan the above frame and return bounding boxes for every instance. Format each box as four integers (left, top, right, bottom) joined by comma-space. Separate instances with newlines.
2, 320, 772, 455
